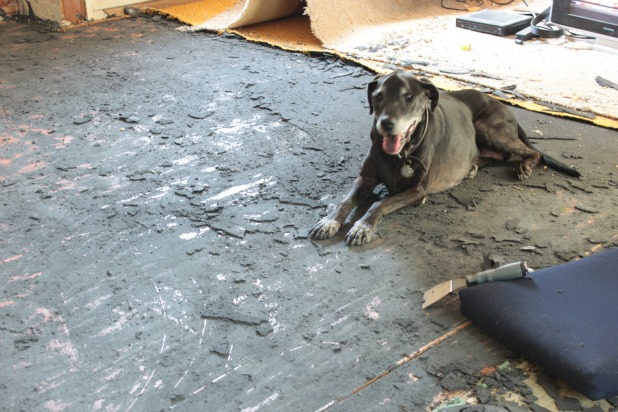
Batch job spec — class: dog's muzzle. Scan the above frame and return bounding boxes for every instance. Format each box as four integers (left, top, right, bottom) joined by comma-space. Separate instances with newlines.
381, 118, 421, 156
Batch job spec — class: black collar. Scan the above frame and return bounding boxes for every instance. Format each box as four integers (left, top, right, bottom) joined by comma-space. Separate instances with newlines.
401, 108, 430, 158
398, 108, 430, 174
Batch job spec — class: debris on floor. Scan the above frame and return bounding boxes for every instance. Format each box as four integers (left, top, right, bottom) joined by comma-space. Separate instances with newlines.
1, 15, 617, 411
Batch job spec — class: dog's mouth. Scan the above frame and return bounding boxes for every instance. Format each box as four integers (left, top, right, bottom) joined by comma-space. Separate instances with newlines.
381, 119, 420, 156
382, 134, 404, 156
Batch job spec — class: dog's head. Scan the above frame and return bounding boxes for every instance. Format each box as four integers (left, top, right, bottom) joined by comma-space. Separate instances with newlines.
367, 70, 438, 156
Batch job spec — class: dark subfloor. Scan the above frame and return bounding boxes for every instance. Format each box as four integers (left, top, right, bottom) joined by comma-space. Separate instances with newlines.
1, 15, 617, 412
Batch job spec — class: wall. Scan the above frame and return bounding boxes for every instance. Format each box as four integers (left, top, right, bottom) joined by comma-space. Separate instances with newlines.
3, 0, 128, 25
15, 0, 62, 21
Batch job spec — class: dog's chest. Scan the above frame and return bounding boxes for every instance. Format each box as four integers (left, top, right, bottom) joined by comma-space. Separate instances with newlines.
375, 154, 421, 195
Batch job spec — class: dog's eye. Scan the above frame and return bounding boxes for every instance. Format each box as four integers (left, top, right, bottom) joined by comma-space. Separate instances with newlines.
374, 92, 383, 102
404, 93, 414, 102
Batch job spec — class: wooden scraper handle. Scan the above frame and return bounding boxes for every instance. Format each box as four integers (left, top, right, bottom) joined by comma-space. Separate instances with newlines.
466, 261, 528, 286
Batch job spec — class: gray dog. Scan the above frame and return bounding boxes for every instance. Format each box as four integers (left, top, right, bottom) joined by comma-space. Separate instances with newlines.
310, 70, 580, 246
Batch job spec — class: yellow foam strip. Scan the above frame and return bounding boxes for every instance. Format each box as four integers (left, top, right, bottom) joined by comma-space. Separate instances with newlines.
359, 59, 618, 130
231, 15, 324, 53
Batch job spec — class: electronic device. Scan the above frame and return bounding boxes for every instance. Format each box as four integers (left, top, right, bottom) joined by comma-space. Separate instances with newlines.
456, 10, 533, 36
515, 26, 537, 44
550, 0, 618, 50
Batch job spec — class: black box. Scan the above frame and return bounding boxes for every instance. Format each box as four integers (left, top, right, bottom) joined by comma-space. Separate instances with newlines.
456, 10, 533, 36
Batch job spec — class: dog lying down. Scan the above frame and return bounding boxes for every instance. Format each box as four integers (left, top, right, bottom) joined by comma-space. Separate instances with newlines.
310, 70, 581, 246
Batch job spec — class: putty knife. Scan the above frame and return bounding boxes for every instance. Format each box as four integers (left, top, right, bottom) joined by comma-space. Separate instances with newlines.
422, 261, 529, 309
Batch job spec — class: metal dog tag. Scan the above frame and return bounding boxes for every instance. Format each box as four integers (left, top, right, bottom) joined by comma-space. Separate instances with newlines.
401, 164, 415, 178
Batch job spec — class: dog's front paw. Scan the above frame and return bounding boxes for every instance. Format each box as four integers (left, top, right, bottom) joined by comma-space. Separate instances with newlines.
309, 218, 341, 240
345, 222, 374, 246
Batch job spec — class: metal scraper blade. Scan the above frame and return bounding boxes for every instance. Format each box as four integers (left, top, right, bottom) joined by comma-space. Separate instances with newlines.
422, 278, 467, 309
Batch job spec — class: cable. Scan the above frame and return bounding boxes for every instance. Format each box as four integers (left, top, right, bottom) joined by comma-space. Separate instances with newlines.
519, 0, 537, 18
564, 28, 596, 40
441, 0, 485, 11
530, 7, 564, 38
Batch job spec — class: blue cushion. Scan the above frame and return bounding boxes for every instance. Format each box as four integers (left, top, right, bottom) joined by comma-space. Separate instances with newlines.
459, 248, 618, 400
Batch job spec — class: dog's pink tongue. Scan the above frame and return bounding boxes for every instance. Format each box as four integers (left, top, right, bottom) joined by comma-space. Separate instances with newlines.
382, 134, 402, 155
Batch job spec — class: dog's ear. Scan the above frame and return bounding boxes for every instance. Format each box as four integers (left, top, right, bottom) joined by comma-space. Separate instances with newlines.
367, 75, 381, 114
419, 77, 439, 111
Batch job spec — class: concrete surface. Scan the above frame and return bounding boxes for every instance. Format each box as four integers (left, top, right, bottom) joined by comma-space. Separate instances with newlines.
1, 15, 617, 412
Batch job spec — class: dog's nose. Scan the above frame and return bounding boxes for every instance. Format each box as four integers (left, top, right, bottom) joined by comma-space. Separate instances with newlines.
380, 117, 394, 133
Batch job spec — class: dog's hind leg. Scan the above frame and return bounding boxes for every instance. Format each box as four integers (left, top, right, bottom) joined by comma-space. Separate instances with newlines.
475, 117, 542, 180
466, 164, 479, 179
516, 125, 581, 178
512, 125, 545, 179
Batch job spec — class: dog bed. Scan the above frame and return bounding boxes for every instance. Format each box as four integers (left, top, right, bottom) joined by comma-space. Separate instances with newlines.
459, 248, 618, 400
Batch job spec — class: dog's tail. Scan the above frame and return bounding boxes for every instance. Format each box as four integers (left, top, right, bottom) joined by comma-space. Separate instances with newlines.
518, 125, 581, 178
